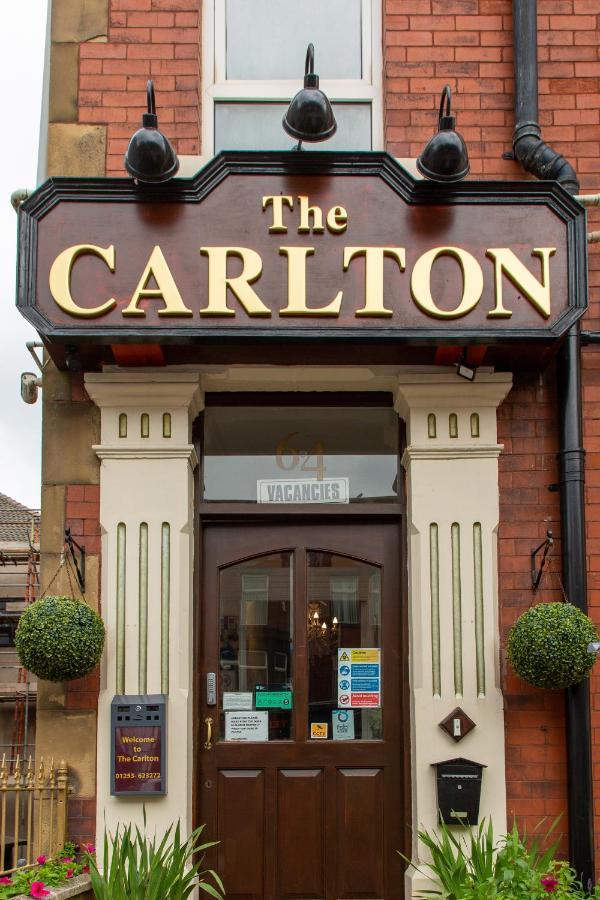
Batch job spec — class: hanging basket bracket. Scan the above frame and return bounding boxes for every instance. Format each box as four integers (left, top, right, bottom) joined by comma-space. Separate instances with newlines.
64, 528, 86, 592
531, 529, 553, 590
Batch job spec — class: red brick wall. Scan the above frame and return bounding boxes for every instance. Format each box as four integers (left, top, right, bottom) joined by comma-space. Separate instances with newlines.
79, 0, 201, 177
382, 0, 600, 866
63, 475, 100, 845
497, 369, 569, 850
62, 376, 101, 846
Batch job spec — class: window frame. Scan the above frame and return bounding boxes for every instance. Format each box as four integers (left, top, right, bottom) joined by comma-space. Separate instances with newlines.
202, 0, 383, 155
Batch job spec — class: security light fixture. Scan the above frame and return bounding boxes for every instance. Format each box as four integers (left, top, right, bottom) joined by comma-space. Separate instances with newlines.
20, 372, 41, 405
283, 44, 337, 150
124, 81, 179, 184
588, 642, 600, 654
417, 85, 470, 183
456, 350, 477, 382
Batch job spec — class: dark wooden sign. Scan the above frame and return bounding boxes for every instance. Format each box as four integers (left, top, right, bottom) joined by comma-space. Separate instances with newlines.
17, 152, 587, 358
110, 694, 166, 797
113, 725, 163, 795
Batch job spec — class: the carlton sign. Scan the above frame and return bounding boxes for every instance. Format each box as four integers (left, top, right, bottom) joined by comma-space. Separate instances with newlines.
17, 151, 587, 349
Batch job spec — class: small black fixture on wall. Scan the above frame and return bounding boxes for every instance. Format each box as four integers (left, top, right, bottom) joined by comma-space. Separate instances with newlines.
124, 81, 180, 184
282, 43, 337, 149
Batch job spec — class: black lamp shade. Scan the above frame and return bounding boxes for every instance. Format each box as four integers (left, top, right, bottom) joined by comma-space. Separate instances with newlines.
124, 81, 179, 183
417, 85, 469, 183
283, 44, 337, 144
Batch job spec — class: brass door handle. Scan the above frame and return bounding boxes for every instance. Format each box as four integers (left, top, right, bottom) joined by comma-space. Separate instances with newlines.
204, 716, 213, 750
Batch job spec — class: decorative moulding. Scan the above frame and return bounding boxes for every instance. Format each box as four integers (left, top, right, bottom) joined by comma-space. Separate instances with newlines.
401, 445, 504, 466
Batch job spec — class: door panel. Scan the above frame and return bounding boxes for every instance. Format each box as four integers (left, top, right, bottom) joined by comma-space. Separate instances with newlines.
277, 769, 325, 899
199, 523, 404, 900
336, 768, 385, 899
217, 769, 265, 899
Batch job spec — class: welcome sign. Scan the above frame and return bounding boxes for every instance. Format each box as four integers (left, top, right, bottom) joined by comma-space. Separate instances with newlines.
17, 152, 587, 352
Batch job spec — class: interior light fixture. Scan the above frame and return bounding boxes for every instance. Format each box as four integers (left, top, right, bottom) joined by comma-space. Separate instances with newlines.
282, 44, 337, 150
124, 81, 179, 184
417, 85, 470, 183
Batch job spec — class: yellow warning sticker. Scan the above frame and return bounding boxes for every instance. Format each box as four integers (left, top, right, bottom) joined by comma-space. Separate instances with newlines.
311, 722, 328, 740
351, 648, 379, 663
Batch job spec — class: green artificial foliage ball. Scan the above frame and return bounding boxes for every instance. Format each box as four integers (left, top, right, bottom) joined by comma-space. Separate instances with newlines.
15, 596, 105, 682
507, 601, 599, 690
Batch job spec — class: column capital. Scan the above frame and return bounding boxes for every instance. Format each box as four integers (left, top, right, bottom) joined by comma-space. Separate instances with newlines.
85, 371, 203, 416
394, 372, 513, 420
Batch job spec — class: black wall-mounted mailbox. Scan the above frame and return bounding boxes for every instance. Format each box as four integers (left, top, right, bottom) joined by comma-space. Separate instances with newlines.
111, 695, 167, 797
432, 757, 486, 826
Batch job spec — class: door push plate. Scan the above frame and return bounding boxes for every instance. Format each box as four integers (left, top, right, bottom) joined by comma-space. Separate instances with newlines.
206, 672, 217, 706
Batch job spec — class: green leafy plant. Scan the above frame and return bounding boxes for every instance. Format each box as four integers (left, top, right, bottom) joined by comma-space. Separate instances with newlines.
507, 601, 598, 690
0, 852, 86, 899
401, 818, 600, 899
15, 596, 105, 682
86, 818, 224, 900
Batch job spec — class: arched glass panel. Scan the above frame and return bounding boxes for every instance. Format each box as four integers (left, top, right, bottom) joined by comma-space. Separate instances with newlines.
307, 551, 382, 741
219, 552, 292, 742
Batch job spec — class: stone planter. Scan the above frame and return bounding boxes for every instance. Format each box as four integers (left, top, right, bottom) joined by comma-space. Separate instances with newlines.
12, 875, 92, 899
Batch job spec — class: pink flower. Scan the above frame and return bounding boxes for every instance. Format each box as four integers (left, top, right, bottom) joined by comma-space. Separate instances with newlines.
0, 876, 11, 884
81, 865, 89, 875
541, 875, 559, 893
66, 869, 74, 879
60, 857, 73, 863
36, 855, 46, 865
80, 842, 95, 854
30, 884, 51, 898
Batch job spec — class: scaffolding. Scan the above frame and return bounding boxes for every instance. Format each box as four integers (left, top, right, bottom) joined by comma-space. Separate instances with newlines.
0, 518, 39, 766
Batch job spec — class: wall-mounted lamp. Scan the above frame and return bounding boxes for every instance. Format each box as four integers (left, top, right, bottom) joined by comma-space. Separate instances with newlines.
124, 81, 179, 183
283, 44, 337, 150
417, 85, 470, 183
20, 341, 45, 404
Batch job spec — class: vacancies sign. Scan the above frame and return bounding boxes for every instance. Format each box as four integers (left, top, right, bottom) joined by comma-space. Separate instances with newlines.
17, 152, 587, 345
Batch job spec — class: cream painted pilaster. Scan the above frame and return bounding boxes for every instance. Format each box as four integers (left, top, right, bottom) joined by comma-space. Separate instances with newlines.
85, 371, 203, 840
396, 373, 512, 899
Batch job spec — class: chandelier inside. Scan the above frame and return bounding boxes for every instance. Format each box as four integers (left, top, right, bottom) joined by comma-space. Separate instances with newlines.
307, 601, 338, 645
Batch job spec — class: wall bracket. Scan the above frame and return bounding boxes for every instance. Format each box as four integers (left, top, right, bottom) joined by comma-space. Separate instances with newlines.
531, 529, 553, 590
64, 527, 86, 592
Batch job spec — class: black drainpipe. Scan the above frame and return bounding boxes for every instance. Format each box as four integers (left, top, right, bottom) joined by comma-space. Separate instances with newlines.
511, 0, 594, 891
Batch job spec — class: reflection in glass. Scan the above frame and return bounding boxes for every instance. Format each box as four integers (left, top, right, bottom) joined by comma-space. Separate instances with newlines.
215, 102, 372, 153
225, 0, 362, 81
203, 406, 399, 503
219, 552, 292, 741
307, 552, 382, 741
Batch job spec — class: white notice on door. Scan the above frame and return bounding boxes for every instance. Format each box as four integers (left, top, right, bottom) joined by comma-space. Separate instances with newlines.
225, 711, 268, 741
222, 692, 253, 711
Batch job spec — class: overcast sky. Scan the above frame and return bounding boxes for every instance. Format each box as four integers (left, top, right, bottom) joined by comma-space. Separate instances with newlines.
0, 3, 47, 509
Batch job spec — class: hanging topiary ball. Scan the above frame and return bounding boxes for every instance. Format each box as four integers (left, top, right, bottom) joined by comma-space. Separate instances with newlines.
507, 601, 599, 690
15, 596, 105, 682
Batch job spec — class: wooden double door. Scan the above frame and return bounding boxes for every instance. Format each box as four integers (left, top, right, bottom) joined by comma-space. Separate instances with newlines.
198, 522, 405, 900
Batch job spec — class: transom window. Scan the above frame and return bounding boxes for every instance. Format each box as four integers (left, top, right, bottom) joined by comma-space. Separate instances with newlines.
202, 401, 400, 504
203, 0, 383, 153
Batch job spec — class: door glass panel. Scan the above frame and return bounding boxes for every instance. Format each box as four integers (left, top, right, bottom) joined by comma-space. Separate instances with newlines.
203, 406, 399, 503
307, 552, 382, 741
219, 552, 293, 741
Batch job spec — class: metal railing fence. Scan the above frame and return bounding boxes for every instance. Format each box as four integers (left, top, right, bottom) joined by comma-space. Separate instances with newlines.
0, 756, 68, 875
